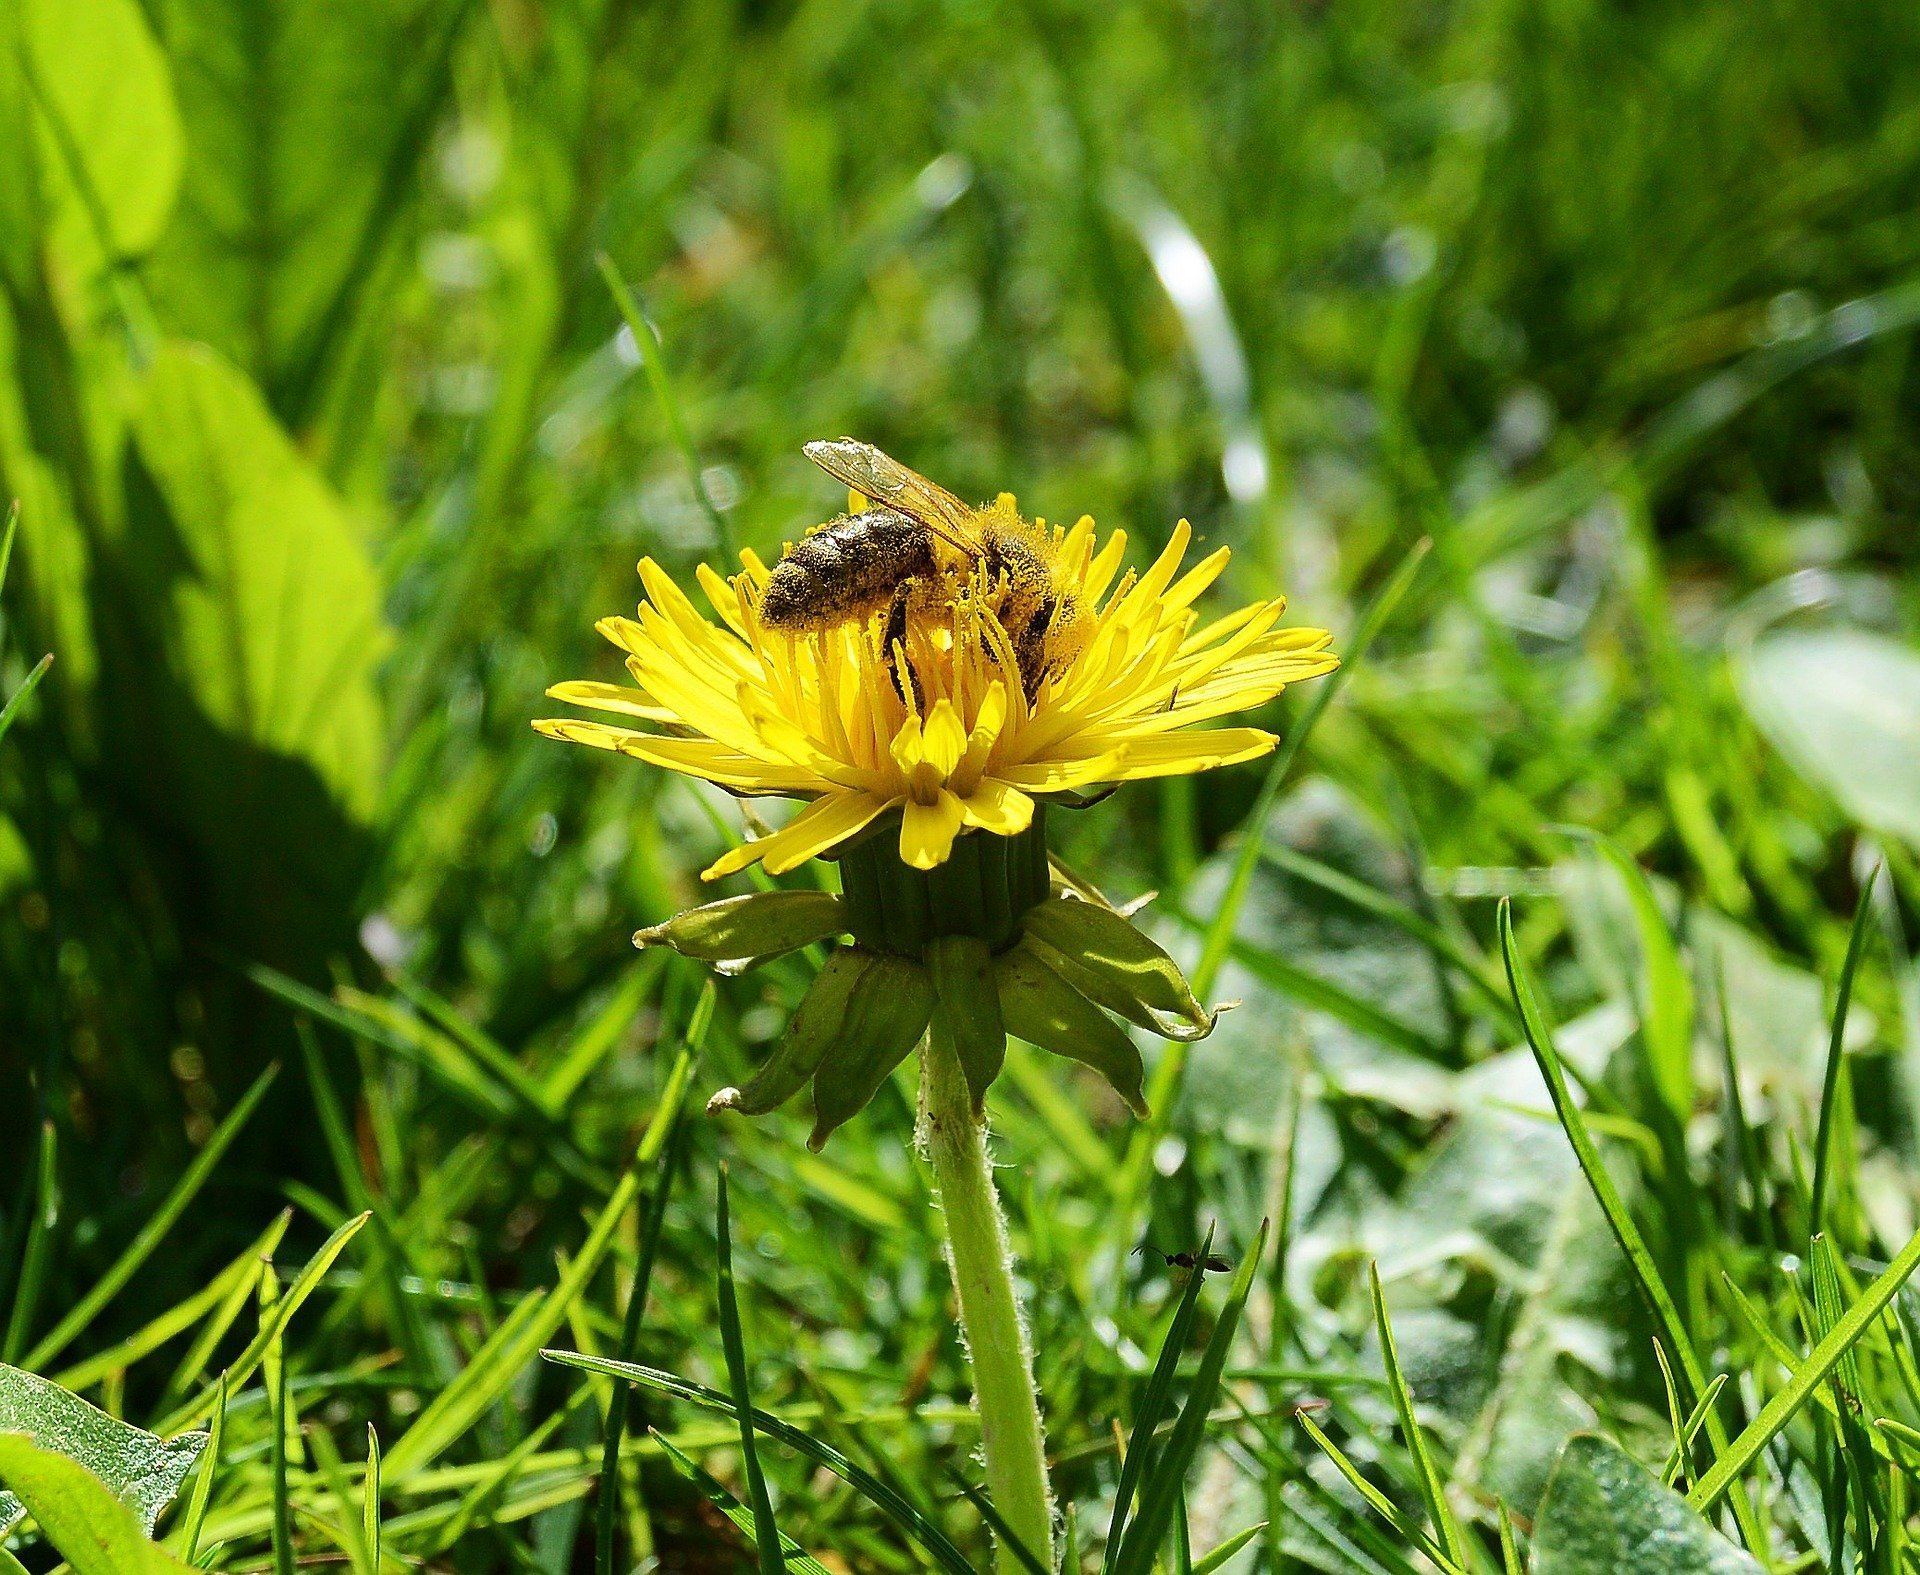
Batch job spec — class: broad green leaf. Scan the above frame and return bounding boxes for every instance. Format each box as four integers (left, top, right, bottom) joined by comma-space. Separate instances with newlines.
146, 0, 464, 415
98, 340, 385, 977
23, 0, 182, 270
0, 1366, 204, 1538
0, 1435, 196, 1574
127, 340, 384, 819
1736, 627, 1920, 849
1533, 1435, 1759, 1574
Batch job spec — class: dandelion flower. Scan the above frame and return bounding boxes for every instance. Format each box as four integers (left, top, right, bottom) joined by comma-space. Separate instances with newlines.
535, 457, 1337, 882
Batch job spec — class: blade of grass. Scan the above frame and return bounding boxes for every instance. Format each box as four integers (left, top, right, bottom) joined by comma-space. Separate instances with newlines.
1499, 901, 1771, 1562
1193, 540, 1431, 999
1720, 1273, 1895, 1464
2, 1120, 58, 1363
1294, 1409, 1462, 1574
1811, 869, 1878, 1241
270, 1355, 294, 1575
362, 1424, 381, 1574
944, 1467, 1050, 1575
716, 1165, 783, 1575
1662, 1374, 1729, 1488
1691, 1223, 1920, 1513
381, 1047, 693, 1479
595, 253, 733, 558
0, 653, 52, 745
1498, 1504, 1522, 1574
162, 1210, 292, 1407
595, 986, 708, 1575
1558, 829, 1694, 1126
1193, 1522, 1266, 1575
158, 1210, 370, 1434
653, 1429, 836, 1575
542, 1350, 977, 1575
1103, 1224, 1219, 1572
178, 1372, 226, 1562
56, 1210, 290, 1392
25, 1063, 279, 1371
1112, 1219, 1271, 1575
1370, 1261, 1470, 1569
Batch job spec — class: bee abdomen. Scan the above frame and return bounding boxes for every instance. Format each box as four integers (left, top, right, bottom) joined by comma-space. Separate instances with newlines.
758, 508, 936, 630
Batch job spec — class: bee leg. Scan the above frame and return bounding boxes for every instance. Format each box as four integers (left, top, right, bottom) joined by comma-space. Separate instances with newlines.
883, 588, 913, 704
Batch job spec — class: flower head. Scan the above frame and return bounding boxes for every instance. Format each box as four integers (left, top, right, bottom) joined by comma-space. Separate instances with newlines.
536, 442, 1339, 1145
535, 460, 1336, 880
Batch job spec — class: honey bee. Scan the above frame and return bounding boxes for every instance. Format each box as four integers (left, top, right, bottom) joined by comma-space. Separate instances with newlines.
757, 439, 1086, 699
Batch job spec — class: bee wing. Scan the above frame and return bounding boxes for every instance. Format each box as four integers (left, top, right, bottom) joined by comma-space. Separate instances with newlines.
804, 439, 979, 554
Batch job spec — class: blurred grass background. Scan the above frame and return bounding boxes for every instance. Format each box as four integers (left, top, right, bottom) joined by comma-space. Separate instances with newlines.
2, 0, 1920, 1569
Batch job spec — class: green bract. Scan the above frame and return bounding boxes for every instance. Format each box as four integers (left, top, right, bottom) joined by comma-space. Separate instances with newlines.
656, 815, 1219, 1146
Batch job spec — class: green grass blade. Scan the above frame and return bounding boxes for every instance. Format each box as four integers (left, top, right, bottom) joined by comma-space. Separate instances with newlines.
270, 1356, 294, 1575
362, 1424, 381, 1573
25, 1063, 279, 1371
1113, 1219, 1271, 1575
1661, 1374, 1728, 1488
55, 1212, 287, 1392
178, 1371, 225, 1562
161, 1211, 290, 1406
1192, 539, 1430, 999
158, 1210, 370, 1434
0, 653, 52, 746
595, 253, 733, 558
1370, 1261, 1470, 1569
542, 1350, 977, 1575
1811, 868, 1878, 1241
1500, 902, 1696, 1361
2, 1120, 58, 1364
944, 1467, 1050, 1575
596, 986, 707, 1575
1192, 1522, 1266, 1575
716, 1165, 784, 1575
1498, 1503, 1522, 1574
1103, 1223, 1218, 1572
653, 1428, 837, 1575
1499, 901, 1771, 1561
1295, 1408, 1462, 1573
1560, 828, 1694, 1125
1691, 1223, 1920, 1513
0, 500, 17, 594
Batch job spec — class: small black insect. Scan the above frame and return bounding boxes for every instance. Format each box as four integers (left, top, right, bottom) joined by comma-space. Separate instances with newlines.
1132, 1242, 1233, 1275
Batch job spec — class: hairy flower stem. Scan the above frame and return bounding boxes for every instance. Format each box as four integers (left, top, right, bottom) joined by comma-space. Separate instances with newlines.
919, 1012, 1054, 1574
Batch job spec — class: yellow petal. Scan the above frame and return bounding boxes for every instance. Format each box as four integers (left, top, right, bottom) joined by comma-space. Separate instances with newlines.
998, 752, 1127, 791
899, 790, 967, 870
703, 792, 894, 881
544, 679, 677, 723
1099, 727, 1275, 780
614, 732, 828, 792
889, 712, 926, 776
1162, 544, 1231, 612
921, 698, 966, 777
960, 778, 1034, 837
532, 717, 644, 751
